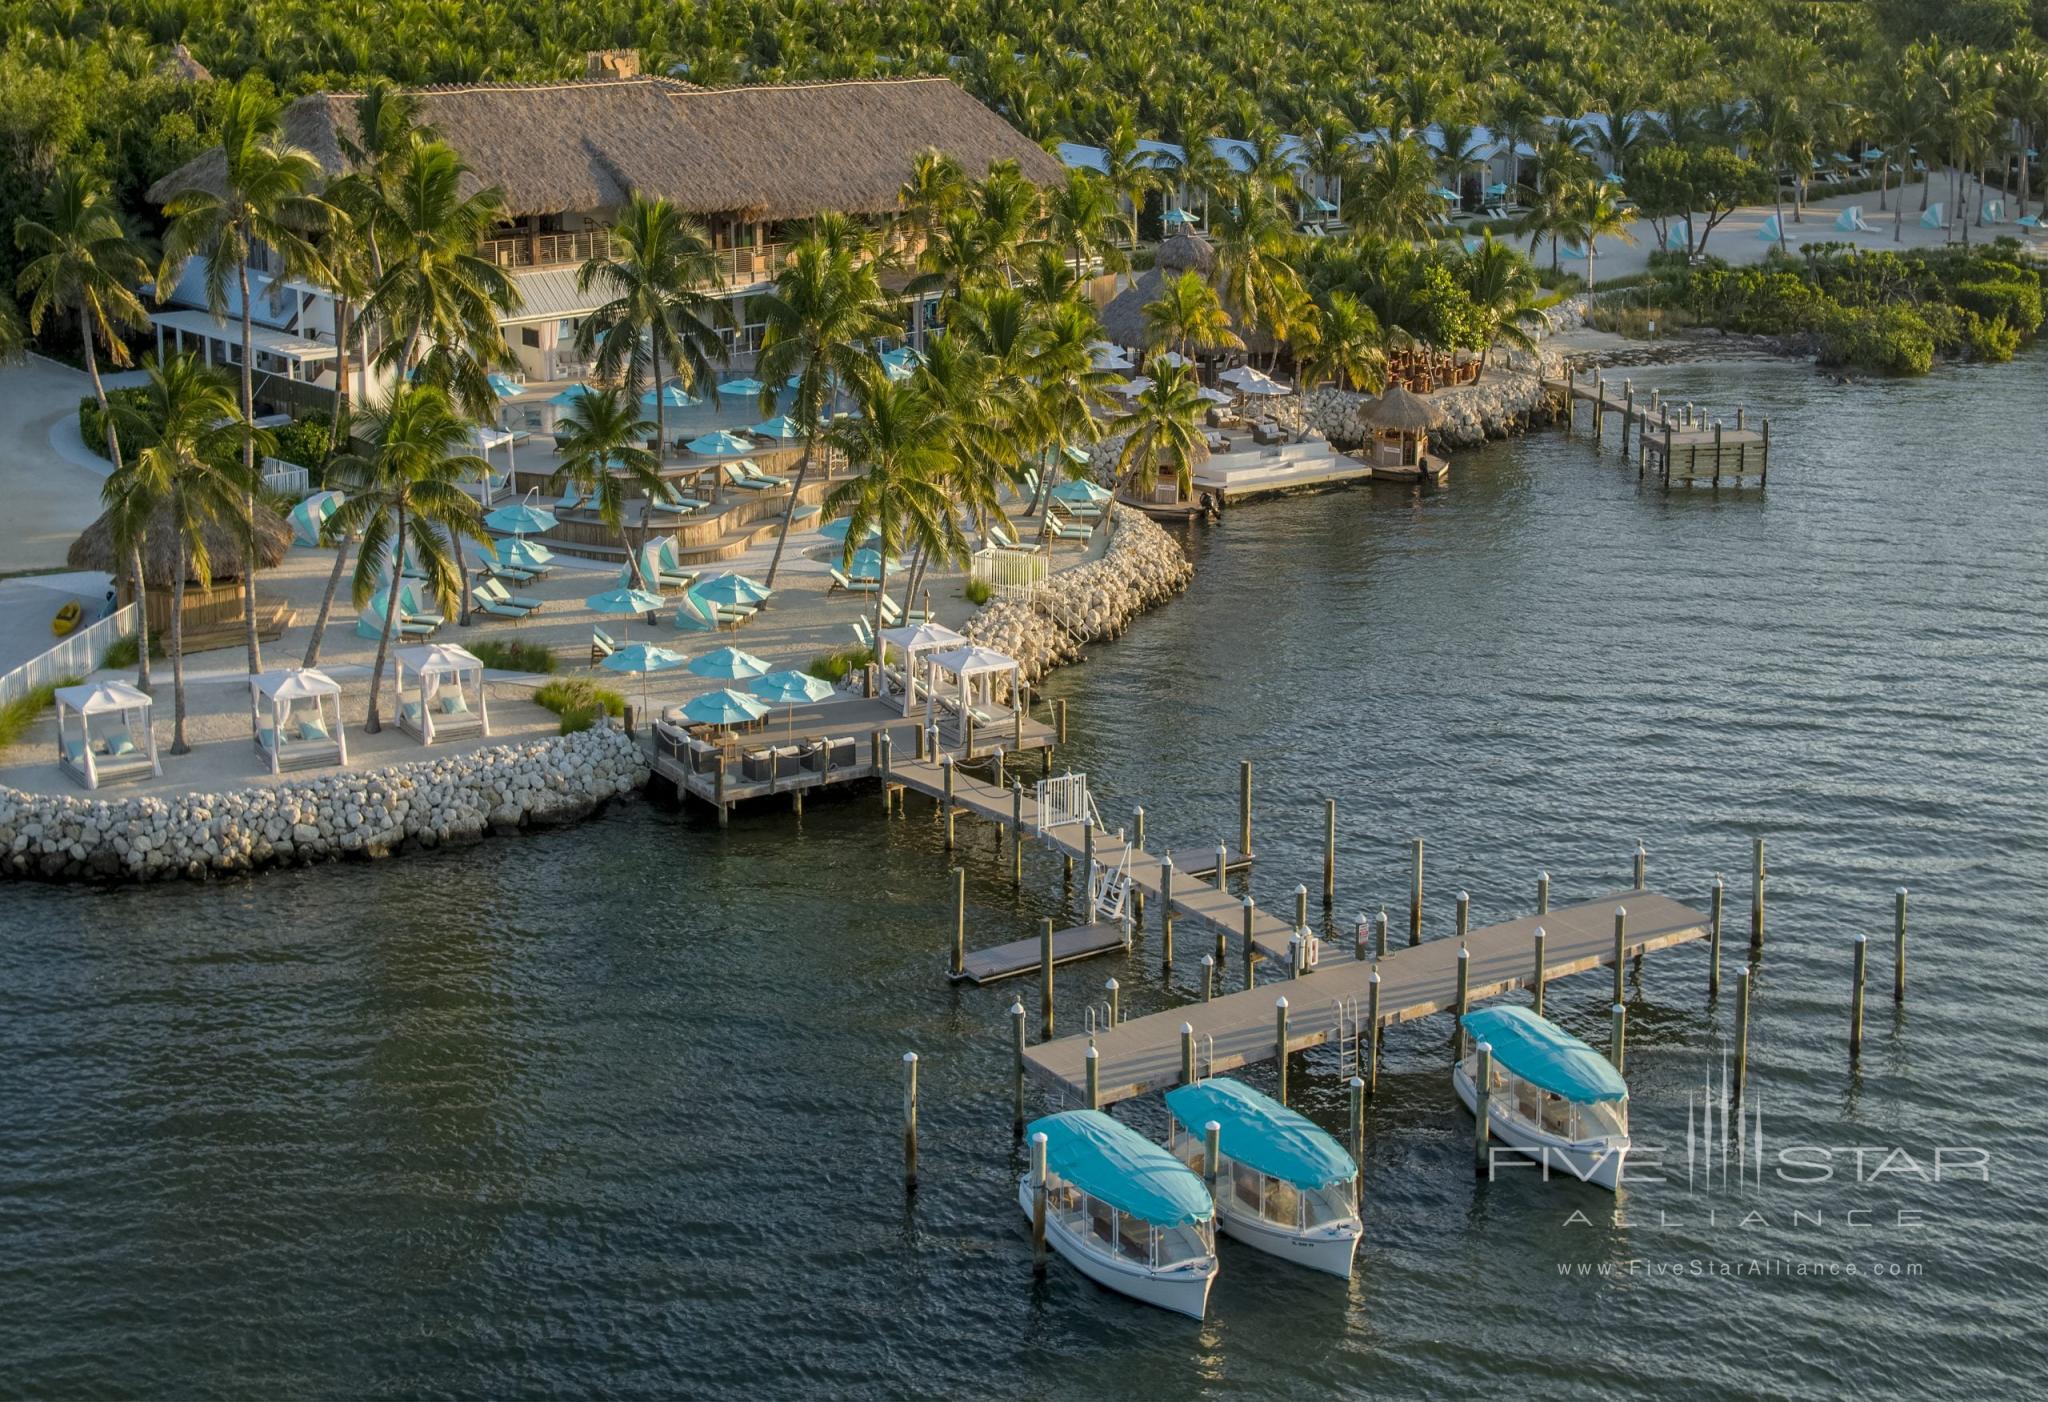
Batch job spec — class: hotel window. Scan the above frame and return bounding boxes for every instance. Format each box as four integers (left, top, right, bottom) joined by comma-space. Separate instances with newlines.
520, 327, 540, 349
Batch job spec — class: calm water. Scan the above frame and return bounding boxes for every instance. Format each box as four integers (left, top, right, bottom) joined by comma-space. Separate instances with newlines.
5, 356, 2046, 1398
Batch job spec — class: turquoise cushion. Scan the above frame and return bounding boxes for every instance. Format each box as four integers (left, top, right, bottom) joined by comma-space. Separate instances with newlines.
441, 693, 469, 715
297, 718, 328, 741
259, 726, 276, 749
63, 738, 85, 762
107, 730, 135, 757
401, 701, 422, 723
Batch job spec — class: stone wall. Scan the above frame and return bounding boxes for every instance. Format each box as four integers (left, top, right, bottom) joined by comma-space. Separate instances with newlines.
963, 505, 1193, 684
0, 724, 650, 883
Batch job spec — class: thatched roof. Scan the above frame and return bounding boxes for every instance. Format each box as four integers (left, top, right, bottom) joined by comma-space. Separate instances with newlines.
148, 75, 1062, 222
1156, 233, 1215, 276
68, 501, 293, 587
1098, 270, 1274, 356
1364, 385, 1447, 433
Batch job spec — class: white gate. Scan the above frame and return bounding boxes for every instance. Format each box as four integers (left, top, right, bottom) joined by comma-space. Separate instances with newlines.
1034, 772, 1091, 836
971, 545, 1048, 598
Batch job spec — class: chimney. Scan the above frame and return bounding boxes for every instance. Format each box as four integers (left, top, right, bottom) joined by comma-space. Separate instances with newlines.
584, 49, 640, 81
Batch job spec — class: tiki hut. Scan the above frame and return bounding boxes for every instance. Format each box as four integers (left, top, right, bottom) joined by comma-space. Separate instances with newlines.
68, 502, 294, 643
1098, 232, 1271, 361
1361, 386, 1448, 473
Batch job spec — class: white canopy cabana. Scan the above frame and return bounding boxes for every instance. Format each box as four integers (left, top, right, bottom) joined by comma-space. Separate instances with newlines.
469, 424, 517, 504
249, 667, 347, 774
391, 643, 490, 745
879, 621, 967, 716
53, 681, 161, 790
925, 643, 1022, 739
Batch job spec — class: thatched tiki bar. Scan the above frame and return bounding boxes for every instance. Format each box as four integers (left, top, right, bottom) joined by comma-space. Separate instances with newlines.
145, 58, 1063, 409
68, 502, 294, 651
1360, 386, 1450, 485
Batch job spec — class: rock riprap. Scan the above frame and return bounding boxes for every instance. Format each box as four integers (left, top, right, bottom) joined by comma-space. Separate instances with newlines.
0, 723, 650, 883
963, 504, 1193, 683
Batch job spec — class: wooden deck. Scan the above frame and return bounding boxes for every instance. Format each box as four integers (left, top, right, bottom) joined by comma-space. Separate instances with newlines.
1021, 889, 1711, 1106
956, 922, 1128, 985
1547, 368, 1771, 485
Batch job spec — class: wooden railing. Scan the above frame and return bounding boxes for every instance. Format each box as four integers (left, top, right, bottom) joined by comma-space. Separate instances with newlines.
478, 232, 790, 287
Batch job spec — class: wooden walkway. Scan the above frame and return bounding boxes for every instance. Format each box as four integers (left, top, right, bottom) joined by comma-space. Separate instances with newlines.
1021, 889, 1712, 1106
957, 922, 1127, 985
1547, 368, 1770, 485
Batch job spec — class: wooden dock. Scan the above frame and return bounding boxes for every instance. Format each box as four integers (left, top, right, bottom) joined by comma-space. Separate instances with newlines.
1021, 889, 1711, 1106
1548, 367, 1770, 486
956, 922, 1128, 985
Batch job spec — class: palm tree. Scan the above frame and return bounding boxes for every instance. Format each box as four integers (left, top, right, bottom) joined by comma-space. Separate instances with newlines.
1300, 113, 1364, 222
1209, 193, 1304, 368
821, 375, 962, 644
1486, 86, 1546, 194
1344, 137, 1444, 241
1460, 234, 1545, 369
322, 384, 483, 733
1141, 269, 1245, 363
157, 80, 329, 675
1044, 168, 1127, 274
897, 148, 967, 253
1110, 361, 1207, 501
548, 386, 665, 578
1746, 88, 1802, 254
105, 355, 253, 753
1561, 180, 1637, 290
752, 236, 888, 588
324, 82, 430, 446
968, 159, 1040, 284
1293, 291, 1386, 391
1098, 120, 1162, 245
16, 166, 155, 689
577, 194, 729, 460
2000, 43, 2048, 219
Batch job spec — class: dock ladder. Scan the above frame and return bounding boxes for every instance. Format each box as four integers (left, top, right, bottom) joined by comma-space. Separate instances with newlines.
1090, 841, 1133, 926
1332, 996, 1363, 1080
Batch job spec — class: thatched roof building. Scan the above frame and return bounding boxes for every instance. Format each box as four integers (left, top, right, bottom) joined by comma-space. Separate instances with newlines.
1363, 385, 1448, 433
148, 75, 1062, 222
1098, 232, 1271, 354
69, 502, 293, 587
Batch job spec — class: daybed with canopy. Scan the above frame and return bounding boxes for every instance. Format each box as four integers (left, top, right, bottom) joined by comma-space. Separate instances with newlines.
53, 681, 161, 790
390, 644, 491, 745
248, 667, 348, 773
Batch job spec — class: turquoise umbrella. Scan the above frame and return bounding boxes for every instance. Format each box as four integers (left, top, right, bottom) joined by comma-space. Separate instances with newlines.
678, 688, 769, 727
587, 585, 664, 614
690, 646, 771, 681
488, 373, 523, 399
695, 572, 772, 606
848, 547, 901, 580
499, 537, 554, 569
643, 382, 700, 410
819, 517, 879, 545
752, 414, 805, 439
1162, 208, 1200, 225
484, 501, 557, 534
719, 376, 765, 397
549, 383, 598, 406
601, 643, 689, 708
1051, 478, 1110, 504
751, 669, 835, 705
686, 430, 755, 456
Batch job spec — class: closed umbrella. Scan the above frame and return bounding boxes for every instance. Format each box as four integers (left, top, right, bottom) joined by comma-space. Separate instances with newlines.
689, 645, 771, 681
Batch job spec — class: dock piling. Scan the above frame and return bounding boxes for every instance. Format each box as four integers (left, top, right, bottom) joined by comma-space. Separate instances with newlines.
941, 756, 956, 850
1537, 869, 1549, 915
1454, 946, 1470, 1058
1473, 1042, 1493, 1175
902, 1051, 919, 1189
1894, 887, 1908, 1004
1611, 1003, 1627, 1072
1030, 1132, 1049, 1270
1850, 935, 1867, 1062
1322, 798, 1336, 903
1132, 808, 1147, 921
1632, 840, 1646, 891
950, 867, 966, 978
1055, 697, 1068, 745
1613, 906, 1627, 1005
1532, 927, 1547, 1016
1084, 1045, 1100, 1110
1294, 884, 1309, 935
1181, 1022, 1196, 1084
1104, 977, 1119, 1028
1348, 1076, 1365, 1186
1010, 1000, 1026, 1136
1239, 760, 1253, 858
1733, 968, 1751, 1105
1274, 997, 1290, 1105
1751, 837, 1767, 950
1160, 855, 1176, 952
1241, 896, 1256, 985
1709, 875, 1724, 996
1456, 889, 1470, 945
1082, 816, 1095, 900
1215, 841, 1229, 894
1202, 1122, 1221, 1203
1366, 969, 1381, 1097
1039, 918, 1055, 1041
1011, 780, 1023, 887
1201, 954, 1215, 1003
1409, 839, 1424, 946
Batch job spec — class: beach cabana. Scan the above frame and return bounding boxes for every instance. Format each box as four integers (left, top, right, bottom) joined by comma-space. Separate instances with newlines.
289, 490, 345, 547
879, 621, 967, 715
926, 643, 1021, 738
1362, 386, 1447, 473
391, 643, 490, 745
249, 667, 347, 773
1665, 221, 1692, 251
53, 681, 161, 790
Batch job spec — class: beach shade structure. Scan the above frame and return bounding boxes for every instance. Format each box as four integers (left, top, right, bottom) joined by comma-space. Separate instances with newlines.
1104, 375, 1154, 399
1920, 203, 1945, 229
642, 382, 700, 411
1220, 364, 1292, 396
750, 667, 838, 738
1485, 182, 1509, 198
248, 667, 347, 775
288, 489, 345, 547
2018, 215, 2042, 232
585, 584, 664, 641
1050, 478, 1112, 506
818, 516, 881, 546
677, 688, 769, 729
847, 547, 903, 581
752, 414, 806, 439
926, 642, 1024, 727
548, 382, 599, 407
1757, 215, 1781, 242
718, 376, 766, 397
1311, 196, 1339, 214
1151, 350, 1193, 369
879, 621, 967, 714
1161, 207, 1201, 226
686, 430, 756, 456
1561, 239, 1590, 259
1365, 385, 1448, 433
689, 645, 771, 682
1196, 386, 1233, 404
498, 536, 555, 570
1835, 206, 1874, 233
694, 571, 773, 608
1982, 200, 2004, 225
600, 642, 689, 710
1665, 221, 1693, 251
52, 680, 161, 790
487, 373, 523, 399
484, 499, 558, 536
1090, 343, 1135, 372
391, 643, 490, 745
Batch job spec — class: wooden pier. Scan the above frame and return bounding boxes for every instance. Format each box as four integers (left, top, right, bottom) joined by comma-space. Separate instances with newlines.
1548, 368, 1770, 487
957, 922, 1128, 985
1022, 889, 1711, 1106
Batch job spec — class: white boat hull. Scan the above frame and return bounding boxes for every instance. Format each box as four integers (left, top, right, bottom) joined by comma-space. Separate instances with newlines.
1453, 1062, 1629, 1191
1017, 1177, 1217, 1319
1215, 1202, 1361, 1279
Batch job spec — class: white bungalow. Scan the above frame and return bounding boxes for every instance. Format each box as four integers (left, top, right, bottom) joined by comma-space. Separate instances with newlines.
391, 644, 491, 744
53, 681, 162, 790
249, 668, 348, 773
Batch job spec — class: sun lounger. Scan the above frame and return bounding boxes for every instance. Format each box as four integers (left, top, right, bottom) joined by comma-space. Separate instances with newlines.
485, 561, 538, 585
592, 627, 617, 664
732, 459, 788, 488
476, 578, 542, 612
553, 486, 584, 512
719, 462, 776, 492
648, 482, 710, 515
850, 616, 875, 650
831, 567, 880, 594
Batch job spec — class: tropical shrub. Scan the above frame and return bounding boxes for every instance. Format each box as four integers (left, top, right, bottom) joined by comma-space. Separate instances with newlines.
468, 638, 558, 673
77, 387, 155, 460
1815, 305, 1935, 375
533, 677, 624, 727
269, 416, 336, 476
806, 646, 873, 682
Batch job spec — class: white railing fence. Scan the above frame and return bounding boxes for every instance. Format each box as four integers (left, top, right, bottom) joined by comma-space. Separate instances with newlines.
262, 457, 310, 495
971, 545, 1048, 598
0, 603, 137, 708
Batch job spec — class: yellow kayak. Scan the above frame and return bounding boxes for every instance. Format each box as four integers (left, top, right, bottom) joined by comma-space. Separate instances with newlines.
51, 600, 83, 637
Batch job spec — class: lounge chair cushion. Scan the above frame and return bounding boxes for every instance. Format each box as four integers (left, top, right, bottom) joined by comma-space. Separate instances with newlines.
402, 701, 422, 724
298, 718, 328, 742
441, 693, 470, 715
63, 738, 85, 762
106, 730, 135, 757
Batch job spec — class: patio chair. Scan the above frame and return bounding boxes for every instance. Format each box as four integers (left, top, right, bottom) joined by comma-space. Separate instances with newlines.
476, 577, 542, 613
734, 459, 790, 488
553, 486, 584, 513
485, 560, 538, 585
648, 481, 710, 516
592, 627, 617, 664
719, 462, 776, 492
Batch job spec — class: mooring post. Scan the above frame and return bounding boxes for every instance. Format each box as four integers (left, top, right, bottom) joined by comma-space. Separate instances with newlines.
1709, 874, 1724, 996
1761, 417, 1771, 484
1751, 837, 1766, 950
1181, 1022, 1196, 1084
1239, 759, 1253, 858
1473, 1042, 1493, 1176
1894, 886, 1908, 1004
1376, 906, 1388, 958
1132, 807, 1147, 921
1409, 838, 1424, 946
1274, 997, 1290, 1105
1215, 841, 1229, 894
1161, 855, 1176, 954
1084, 1045, 1100, 1110
1030, 1132, 1049, 1270
1201, 954, 1215, 1003
1348, 1075, 1366, 1188
1593, 375, 1605, 444
1241, 896, 1256, 986
1850, 935, 1867, 1062
1366, 968, 1382, 1097
1712, 421, 1724, 487
951, 866, 966, 979
1202, 1121, 1221, 1206
1454, 945, 1470, 1059
1537, 868, 1549, 915
877, 732, 892, 812
1532, 926, 1547, 1016
992, 747, 1004, 789
1011, 779, 1024, 887
1294, 883, 1309, 935
1632, 840, 1646, 891
1455, 888, 1469, 945
1613, 905, 1627, 1005
1039, 918, 1055, 1041
1081, 816, 1095, 906
1104, 977, 1119, 1028
902, 1051, 919, 1190
1055, 697, 1068, 746
1322, 798, 1337, 903
913, 721, 925, 761
1354, 912, 1370, 963
1611, 1003, 1627, 1073
941, 755, 956, 851
1733, 967, 1751, 1105
1623, 380, 1635, 451
1010, 1000, 1026, 1136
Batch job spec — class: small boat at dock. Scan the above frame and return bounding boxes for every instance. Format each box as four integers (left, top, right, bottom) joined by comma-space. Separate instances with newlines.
1163, 1077, 1362, 1278
1019, 1110, 1218, 1319
1453, 1007, 1631, 1189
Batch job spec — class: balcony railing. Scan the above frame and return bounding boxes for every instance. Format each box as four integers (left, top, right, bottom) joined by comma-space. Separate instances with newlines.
480, 232, 792, 288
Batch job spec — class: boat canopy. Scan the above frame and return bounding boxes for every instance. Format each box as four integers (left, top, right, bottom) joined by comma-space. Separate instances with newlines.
1462, 1007, 1628, 1103
1163, 1077, 1356, 1190
1028, 1110, 1214, 1227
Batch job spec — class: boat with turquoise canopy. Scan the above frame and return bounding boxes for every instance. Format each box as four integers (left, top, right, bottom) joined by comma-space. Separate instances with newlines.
1163, 1077, 1362, 1277
1454, 1006, 1631, 1189
1019, 1110, 1217, 1318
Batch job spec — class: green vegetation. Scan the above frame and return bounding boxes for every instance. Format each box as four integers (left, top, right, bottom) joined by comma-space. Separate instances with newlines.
533, 676, 626, 733
0, 676, 83, 748
1620, 243, 2045, 372
78, 387, 155, 460
806, 646, 874, 683
467, 637, 559, 674
963, 577, 993, 606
